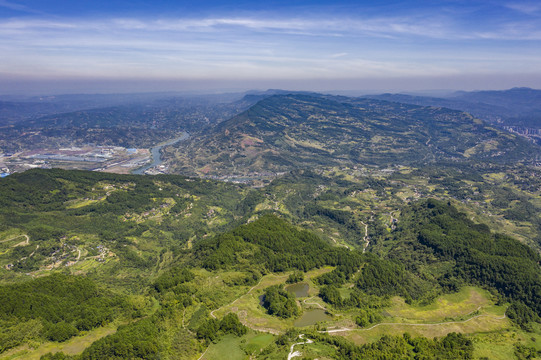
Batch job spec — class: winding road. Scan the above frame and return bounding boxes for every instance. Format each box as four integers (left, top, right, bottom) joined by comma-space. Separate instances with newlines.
0, 234, 29, 245
303, 296, 327, 310
287, 334, 314, 360
359, 221, 369, 252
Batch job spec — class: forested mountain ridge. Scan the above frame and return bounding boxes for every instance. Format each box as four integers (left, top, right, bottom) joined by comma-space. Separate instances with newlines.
168, 94, 539, 177
366, 87, 541, 144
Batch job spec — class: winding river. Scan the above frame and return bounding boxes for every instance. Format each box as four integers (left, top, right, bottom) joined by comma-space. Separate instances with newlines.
132, 132, 190, 175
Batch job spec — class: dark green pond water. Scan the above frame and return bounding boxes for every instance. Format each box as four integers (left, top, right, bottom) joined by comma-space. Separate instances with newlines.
285, 283, 309, 298
294, 309, 331, 327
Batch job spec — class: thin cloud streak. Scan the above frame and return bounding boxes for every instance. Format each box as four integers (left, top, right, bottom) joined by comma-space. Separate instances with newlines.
0, 0, 46, 15
0, 0, 32, 12
1, 14, 541, 40
505, 2, 541, 14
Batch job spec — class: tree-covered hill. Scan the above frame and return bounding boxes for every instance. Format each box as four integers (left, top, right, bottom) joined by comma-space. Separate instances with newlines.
169, 94, 539, 177
194, 214, 360, 272
384, 200, 541, 325
366, 87, 541, 143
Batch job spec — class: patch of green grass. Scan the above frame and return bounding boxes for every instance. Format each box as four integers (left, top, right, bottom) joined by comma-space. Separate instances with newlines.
342, 314, 510, 345
201, 334, 248, 360
0, 323, 119, 360
65, 198, 103, 209
335, 286, 509, 346
472, 325, 541, 360
293, 340, 338, 360
242, 332, 274, 357
214, 268, 334, 334
387, 287, 494, 322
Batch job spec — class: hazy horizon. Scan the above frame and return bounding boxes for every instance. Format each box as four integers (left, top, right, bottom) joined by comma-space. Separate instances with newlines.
2, 0, 541, 95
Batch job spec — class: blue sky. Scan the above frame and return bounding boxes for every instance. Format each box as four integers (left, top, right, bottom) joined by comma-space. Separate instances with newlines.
1, 0, 541, 94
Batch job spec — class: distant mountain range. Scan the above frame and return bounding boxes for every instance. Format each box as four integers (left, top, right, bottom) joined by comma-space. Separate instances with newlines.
0, 92, 247, 127
0, 93, 253, 152
366, 87, 541, 130
168, 93, 539, 177
2, 88, 540, 172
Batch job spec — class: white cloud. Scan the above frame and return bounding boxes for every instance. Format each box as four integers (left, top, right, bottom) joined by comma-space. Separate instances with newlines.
505, 2, 541, 14
1, 12, 540, 42
0, 12, 539, 41
0, 0, 29, 11
0, 15, 454, 39
0, 0, 44, 15
0, 11, 540, 84
330, 53, 348, 58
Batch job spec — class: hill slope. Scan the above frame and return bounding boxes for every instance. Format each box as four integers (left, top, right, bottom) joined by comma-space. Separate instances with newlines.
366, 87, 541, 144
169, 94, 538, 177
1, 168, 540, 359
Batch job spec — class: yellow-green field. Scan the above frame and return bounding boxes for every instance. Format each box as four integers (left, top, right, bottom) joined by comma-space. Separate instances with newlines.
387, 287, 494, 322
473, 325, 541, 360
334, 287, 509, 345
0, 323, 118, 360
341, 314, 509, 345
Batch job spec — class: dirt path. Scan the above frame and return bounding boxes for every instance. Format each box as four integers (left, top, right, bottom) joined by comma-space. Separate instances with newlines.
197, 346, 209, 360
210, 276, 265, 319
287, 334, 314, 360
359, 221, 369, 253
330, 236, 350, 250
0, 234, 29, 245
181, 308, 195, 335
389, 211, 398, 230
20, 244, 39, 261
322, 312, 507, 333
303, 296, 326, 310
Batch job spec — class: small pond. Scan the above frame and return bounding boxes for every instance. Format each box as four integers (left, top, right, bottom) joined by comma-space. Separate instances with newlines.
294, 309, 331, 327
285, 283, 309, 298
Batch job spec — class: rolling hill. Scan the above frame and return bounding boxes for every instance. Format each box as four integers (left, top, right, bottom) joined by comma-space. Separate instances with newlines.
1, 167, 540, 359
168, 93, 539, 177
366, 88, 541, 144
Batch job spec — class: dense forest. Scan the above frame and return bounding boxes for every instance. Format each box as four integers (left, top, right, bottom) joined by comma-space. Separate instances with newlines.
395, 200, 541, 319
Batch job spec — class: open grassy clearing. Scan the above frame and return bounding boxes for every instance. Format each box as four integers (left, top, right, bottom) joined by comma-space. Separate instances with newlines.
65, 198, 104, 209
200, 335, 248, 360
387, 286, 495, 322
472, 327, 541, 360
329, 286, 509, 345
201, 332, 275, 360
0, 323, 119, 360
213, 268, 334, 333
340, 314, 509, 345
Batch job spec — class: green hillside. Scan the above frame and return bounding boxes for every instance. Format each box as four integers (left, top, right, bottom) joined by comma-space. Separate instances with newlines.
367, 88, 541, 137
168, 94, 539, 177
0, 167, 540, 359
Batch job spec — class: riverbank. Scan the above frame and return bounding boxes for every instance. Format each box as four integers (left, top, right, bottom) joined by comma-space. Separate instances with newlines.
132, 132, 189, 175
